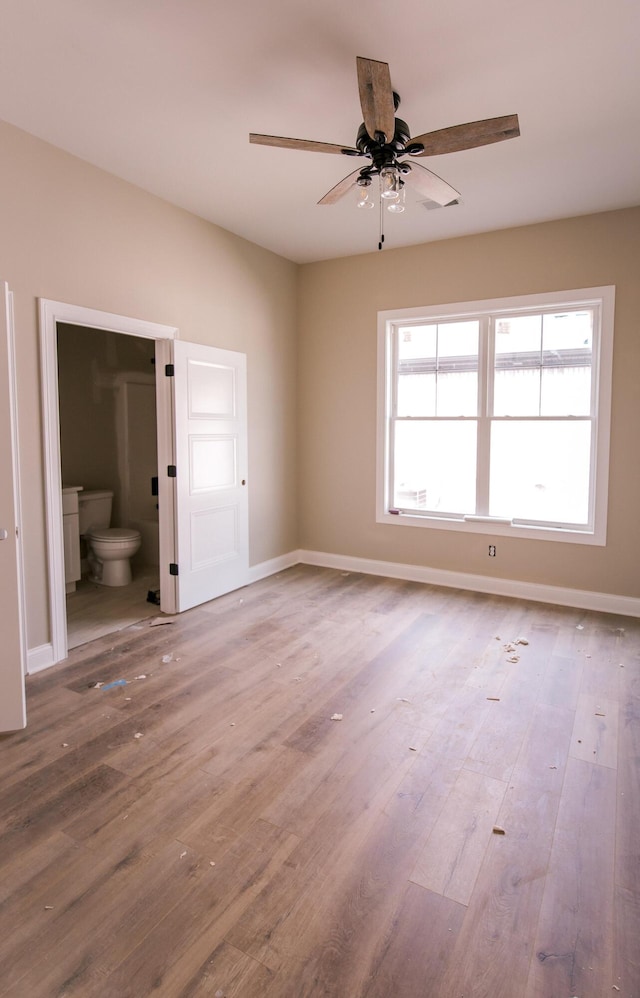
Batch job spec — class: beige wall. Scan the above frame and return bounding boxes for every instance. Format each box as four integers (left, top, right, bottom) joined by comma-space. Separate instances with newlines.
0, 120, 298, 650
298, 208, 640, 599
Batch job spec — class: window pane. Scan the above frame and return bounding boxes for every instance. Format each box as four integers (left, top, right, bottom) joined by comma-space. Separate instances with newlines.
494, 314, 542, 415
397, 321, 478, 416
540, 367, 592, 416
495, 314, 542, 357
493, 368, 541, 416
540, 310, 593, 416
394, 420, 477, 515
436, 371, 478, 416
489, 420, 592, 524
437, 321, 479, 359
397, 373, 436, 416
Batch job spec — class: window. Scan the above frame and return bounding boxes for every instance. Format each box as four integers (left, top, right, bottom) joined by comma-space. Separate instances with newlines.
377, 287, 615, 545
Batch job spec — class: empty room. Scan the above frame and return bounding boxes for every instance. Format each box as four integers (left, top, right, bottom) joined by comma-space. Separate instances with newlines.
0, 1, 639, 996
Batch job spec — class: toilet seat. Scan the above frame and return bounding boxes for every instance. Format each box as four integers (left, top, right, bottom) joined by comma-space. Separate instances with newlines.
86, 527, 141, 543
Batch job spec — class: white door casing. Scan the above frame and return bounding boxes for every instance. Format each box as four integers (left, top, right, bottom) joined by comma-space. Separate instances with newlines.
39, 300, 178, 664
173, 341, 249, 611
0, 281, 27, 731
39, 302, 249, 668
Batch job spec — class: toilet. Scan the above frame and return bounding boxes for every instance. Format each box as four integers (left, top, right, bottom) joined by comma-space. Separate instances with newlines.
78, 490, 141, 587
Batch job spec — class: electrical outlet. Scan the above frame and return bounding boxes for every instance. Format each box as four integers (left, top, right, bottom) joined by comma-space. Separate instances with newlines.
488, 544, 496, 557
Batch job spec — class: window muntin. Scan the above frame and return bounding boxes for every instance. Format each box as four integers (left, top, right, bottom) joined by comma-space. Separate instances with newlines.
379, 288, 614, 544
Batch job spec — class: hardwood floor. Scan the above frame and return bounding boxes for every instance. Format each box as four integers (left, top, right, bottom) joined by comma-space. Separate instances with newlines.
1, 566, 638, 997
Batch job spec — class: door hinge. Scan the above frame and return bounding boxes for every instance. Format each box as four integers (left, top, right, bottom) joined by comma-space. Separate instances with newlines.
169, 563, 179, 576
167, 465, 177, 478
165, 363, 175, 377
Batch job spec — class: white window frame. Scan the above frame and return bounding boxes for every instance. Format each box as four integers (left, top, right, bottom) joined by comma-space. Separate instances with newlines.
377, 286, 615, 546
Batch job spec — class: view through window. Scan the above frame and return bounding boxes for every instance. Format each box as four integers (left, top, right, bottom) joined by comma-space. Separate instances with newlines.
378, 288, 614, 544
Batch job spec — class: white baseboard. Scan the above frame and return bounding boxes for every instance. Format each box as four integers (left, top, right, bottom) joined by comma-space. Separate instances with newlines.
27, 643, 56, 675
248, 550, 302, 585
297, 549, 640, 618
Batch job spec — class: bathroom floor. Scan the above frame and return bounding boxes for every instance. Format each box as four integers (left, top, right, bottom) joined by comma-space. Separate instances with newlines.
66, 568, 161, 649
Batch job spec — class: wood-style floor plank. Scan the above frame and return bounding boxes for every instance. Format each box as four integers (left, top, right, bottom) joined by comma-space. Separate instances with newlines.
1, 567, 638, 998
525, 757, 617, 998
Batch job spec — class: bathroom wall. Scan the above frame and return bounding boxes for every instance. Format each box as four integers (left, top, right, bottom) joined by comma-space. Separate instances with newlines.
57, 324, 158, 565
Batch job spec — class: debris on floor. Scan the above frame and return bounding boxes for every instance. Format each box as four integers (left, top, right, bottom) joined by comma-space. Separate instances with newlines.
396, 697, 411, 703
180, 851, 187, 859
492, 826, 506, 835
101, 679, 127, 691
134, 732, 144, 739
44, 905, 54, 910
503, 642, 517, 653
146, 589, 161, 605
88, 681, 104, 689
576, 624, 584, 630
409, 746, 418, 752
134, 674, 147, 680
514, 636, 529, 645
330, 713, 343, 721
486, 697, 501, 701
161, 653, 173, 664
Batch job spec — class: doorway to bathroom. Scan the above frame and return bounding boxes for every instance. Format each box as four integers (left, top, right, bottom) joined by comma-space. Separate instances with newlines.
39, 299, 250, 668
57, 323, 162, 649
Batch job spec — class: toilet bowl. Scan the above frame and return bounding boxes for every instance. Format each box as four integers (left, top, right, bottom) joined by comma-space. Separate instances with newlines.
78, 489, 141, 587
85, 527, 142, 587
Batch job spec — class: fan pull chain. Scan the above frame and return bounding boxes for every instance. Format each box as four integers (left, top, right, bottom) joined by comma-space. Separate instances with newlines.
378, 186, 385, 251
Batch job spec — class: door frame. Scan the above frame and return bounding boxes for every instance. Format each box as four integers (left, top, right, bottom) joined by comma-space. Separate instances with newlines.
1, 281, 27, 728
39, 299, 178, 664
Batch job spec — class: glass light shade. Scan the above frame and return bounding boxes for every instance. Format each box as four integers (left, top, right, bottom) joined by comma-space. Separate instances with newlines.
380, 166, 400, 199
356, 189, 375, 209
387, 187, 406, 212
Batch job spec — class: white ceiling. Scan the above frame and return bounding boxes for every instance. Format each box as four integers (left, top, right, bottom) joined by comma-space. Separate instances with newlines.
1, 0, 638, 264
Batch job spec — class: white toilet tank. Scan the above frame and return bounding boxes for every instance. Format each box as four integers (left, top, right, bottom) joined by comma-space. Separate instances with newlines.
78, 490, 113, 535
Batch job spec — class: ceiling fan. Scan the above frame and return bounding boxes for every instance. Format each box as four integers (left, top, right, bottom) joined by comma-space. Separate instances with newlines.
250, 57, 520, 246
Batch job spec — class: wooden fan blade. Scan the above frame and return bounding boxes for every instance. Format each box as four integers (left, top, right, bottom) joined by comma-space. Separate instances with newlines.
356, 57, 396, 143
411, 114, 520, 157
318, 169, 363, 205
250, 133, 359, 156
402, 163, 460, 206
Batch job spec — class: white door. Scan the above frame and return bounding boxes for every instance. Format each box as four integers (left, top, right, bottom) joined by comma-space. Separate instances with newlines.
173, 341, 249, 612
0, 282, 27, 731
